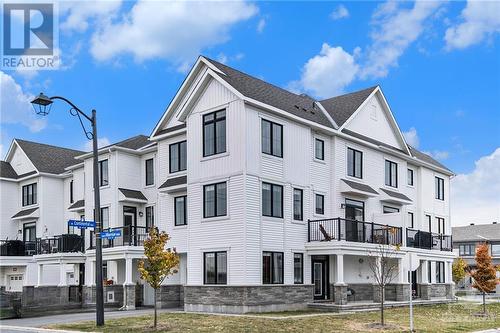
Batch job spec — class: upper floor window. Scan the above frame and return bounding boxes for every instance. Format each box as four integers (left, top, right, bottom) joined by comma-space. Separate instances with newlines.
203, 110, 226, 157
383, 206, 399, 213
315, 194, 325, 215
347, 148, 362, 178
293, 188, 303, 221
23, 222, 36, 242
436, 217, 445, 234
262, 119, 283, 158
263, 251, 283, 284
408, 212, 414, 228
426, 214, 432, 232
262, 182, 283, 218
315, 138, 324, 160
435, 177, 444, 200
385, 160, 398, 188
174, 196, 187, 226
69, 180, 74, 204
203, 182, 227, 218
98, 159, 109, 187
145, 206, 154, 229
459, 243, 476, 256
491, 243, 500, 256
204, 251, 227, 285
294, 253, 303, 284
169, 141, 187, 173
407, 169, 414, 186
100, 207, 109, 229
22, 183, 37, 206
145, 158, 154, 186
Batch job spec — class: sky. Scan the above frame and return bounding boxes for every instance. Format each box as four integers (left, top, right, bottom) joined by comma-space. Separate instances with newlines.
0, 0, 499, 226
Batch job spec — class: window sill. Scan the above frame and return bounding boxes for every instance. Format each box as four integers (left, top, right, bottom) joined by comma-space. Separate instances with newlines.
173, 225, 188, 229
201, 215, 231, 223
21, 204, 39, 209
144, 184, 155, 189
346, 175, 363, 182
262, 153, 283, 161
201, 152, 229, 162
406, 185, 415, 189
313, 158, 326, 165
262, 216, 284, 223
291, 220, 305, 225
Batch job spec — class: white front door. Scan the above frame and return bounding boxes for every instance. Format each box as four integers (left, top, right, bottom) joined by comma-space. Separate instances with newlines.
7, 274, 23, 291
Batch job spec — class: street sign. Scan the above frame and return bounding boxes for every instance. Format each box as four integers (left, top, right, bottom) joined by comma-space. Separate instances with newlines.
100, 230, 121, 240
68, 220, 96, 229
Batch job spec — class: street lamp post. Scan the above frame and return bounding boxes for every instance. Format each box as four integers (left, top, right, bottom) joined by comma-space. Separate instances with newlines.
31, 93, 105, 327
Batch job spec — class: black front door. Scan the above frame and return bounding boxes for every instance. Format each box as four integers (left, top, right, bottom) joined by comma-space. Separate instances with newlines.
312, 256, 329, 300
345, 199, 364, 242
123, 206, 137, 245
411, 270, 418, 297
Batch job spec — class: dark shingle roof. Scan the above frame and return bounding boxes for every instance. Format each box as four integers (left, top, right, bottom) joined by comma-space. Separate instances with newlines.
104, 135, 152, 150
380, 188, 412, 202
452, 223, 500, 242
118, 188, 148, 201
0, 161, 18, 179
15, 139, 84, 174
68, 199, 85, 210
159, 175, 187, 189
203, 57, 333, 128
320, 86, 378, 127
342, 179, 379, 195
408, 146, 452, 173
155, 124, 187, 137
12, 207, 38, 218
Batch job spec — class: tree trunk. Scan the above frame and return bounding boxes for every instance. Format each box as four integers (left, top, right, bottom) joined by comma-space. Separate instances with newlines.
154, 288, 157, 328
381, 286, 385, 325
482, 291, 486, 314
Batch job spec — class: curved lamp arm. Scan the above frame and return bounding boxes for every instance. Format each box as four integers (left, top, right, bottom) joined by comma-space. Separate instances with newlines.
49, 96, 95, 140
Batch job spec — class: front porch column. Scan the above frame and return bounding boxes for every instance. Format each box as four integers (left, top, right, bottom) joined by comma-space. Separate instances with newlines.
123, 257, 135, 310
335, 254, 344, 284
124, 257, 133, 285
398, 258, 405, 283
334, 254, 347, 305
420, 260, 432, 300
445, 261, 455, 299
74, 264, 80, 285
37, 264, 43, 287
58, 260, 67, 287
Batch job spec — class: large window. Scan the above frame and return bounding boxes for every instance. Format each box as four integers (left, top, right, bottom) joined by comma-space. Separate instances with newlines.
203, 110, 226, 157
174, 196, 187, 226
385, 160, 398, 188
491, 243, 500, 256
315, 194, 325, 215
204, 251, 227, 284
436, 217, 445, 234
69, 180, 74, 204
169, 141, 187, 173
262, 119, 283, 157
436, 261, 445, 283
22, 183, 37, 206
293, 188, 303, 221
98, 159, 109, 187
294, 253, 303, 284
145, 206, 154, 229
407, 169, 414, 186
145, 158, 154, 185
100, 207, 109, 229
459, 243, 476, 256
203, 182, 227, 218
23, 223, 36, 242
426, 214, 432, 232
435, 177, 444, 200
262, 182, 283, 218
408, 212, 414, 228
347, 148, 362, 178
315, 139, 324, 160
262, 251, 283, 284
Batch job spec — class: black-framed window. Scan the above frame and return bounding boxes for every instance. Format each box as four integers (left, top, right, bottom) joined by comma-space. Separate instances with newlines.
293, 188, 303, 221
347, 148, 362, 178
435, 177, 444, 200
385, 160, 398, 188
69, 180, 74, 203
203, 110, 226, 157
98, 159, 109, 187
101, 207, 109, 229
203, 182, 227, 218
23, 223, 36, 242
383, 206, 399, 213
459, 243, 476, 256
294, 253, 303, 284
436, 217, 445, 234
315, 138, 324, 160
263, 251, 283, 284
145, 158, 154, 185
345, 198, 365, 221
426, 214, 432, 232
262, 182, 283, 218
408, 212, 414, 228
169, 141, 187, 173
174, 196, 187, 226
22, 183, 37, 206
428, 261, 432, 283
436, 261, 445, 283
145, 206, 154, 229
204, 251, 227, 284
407, 169, 414, 186
262, 119, 283, 157
315, 194, 324, 215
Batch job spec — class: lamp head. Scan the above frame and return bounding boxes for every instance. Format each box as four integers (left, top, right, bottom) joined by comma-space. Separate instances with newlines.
31, 93, 53, 116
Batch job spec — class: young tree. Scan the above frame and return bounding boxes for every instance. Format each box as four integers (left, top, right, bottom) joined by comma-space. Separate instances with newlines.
470, 242, 499, 314
452, 257, 468, 285
138, 228, 180, 328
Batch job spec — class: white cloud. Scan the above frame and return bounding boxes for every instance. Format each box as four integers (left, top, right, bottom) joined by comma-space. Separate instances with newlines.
217, 53, 228, 64
444, 0, 500, 50
83, 137, 111, 151
0, 71, 47, 132
451, 148, 500, 226
330, 4, 349, 20
360, 1, 443, 79
290, 43, 359, 99
424, 150, 450, 161
257, 18, 266, 33
60, 1, 122, 33
403, 127, 419, 148
90, 0, 258, 64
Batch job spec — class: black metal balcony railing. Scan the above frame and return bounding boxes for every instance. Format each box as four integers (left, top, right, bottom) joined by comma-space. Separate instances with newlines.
89, 226, 150, 249
406, 228, 453, 252
0, 234, 84, 256
308, 218, 402, 246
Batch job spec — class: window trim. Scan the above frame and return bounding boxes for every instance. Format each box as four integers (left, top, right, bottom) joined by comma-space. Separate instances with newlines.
315, 193, 325, 215
203, 251, 227, 285
314, 138, 325, 161
436, 261, 445, 283
293, 188, 303, 221
261, 119, 283, 158
69, 180, 74, 204
145, 158, 155, 186
385, 159, 398, 188
203, 110, 226, 157
408, 212, 414, 229
22, 183, 37, 207
174, 195, 187, 226
426, 214, 432, 232
23, 222, 36, 242
262, 182, 284, 218
383, 206, 400, 213
347, 147, 363, 179
98, 159, 109, 187
435, 177, 445, 200
407, 168, 414, 186
145, 205, 155, 229
436, 217, 445, 234
169, 141, 187, 174
262, 251, 284, 284
293, 253, 304, 284
203, 182, 227, 218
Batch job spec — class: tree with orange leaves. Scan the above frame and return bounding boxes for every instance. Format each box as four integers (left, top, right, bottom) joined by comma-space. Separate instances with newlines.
470, 242, 499, 314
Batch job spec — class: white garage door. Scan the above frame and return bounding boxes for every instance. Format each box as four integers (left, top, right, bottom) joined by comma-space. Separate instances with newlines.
7, 274, 23, 291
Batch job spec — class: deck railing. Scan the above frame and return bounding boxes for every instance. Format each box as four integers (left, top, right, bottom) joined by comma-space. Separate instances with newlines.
89, 226, 150, 249
0, 234, 84, 256
406, 228, 452, 251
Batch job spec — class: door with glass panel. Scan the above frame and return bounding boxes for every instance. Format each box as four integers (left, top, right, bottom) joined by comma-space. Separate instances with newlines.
345, 199, 364, 242
312, 256, 329, 300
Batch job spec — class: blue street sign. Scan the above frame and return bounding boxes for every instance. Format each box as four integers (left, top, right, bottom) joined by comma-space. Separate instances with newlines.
100, 230, 121, 240
68, 220, 96, 229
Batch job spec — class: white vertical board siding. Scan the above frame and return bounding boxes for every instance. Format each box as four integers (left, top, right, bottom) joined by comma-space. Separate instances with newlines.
160, 190, 188, 252
0, 180, 20, 239
39, 176, 65, 236
9, 145, 36, 175
116, 152, 141, 190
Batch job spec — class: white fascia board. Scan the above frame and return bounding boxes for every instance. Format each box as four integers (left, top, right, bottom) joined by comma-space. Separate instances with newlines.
338, 87, 379, 132
9, 140, 39, 173
150, 127, 187, 141
314, 101, 338, 129
64, 162, 84, 172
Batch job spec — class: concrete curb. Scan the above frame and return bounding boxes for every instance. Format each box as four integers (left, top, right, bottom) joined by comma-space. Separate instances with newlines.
0, 325, 95, 333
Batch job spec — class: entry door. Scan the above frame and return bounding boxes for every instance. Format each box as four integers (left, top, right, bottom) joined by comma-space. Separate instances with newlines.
345, 199, 364, 242
123, 206, 137, 245
312, 257, 329, 300
411, 270, 418, 297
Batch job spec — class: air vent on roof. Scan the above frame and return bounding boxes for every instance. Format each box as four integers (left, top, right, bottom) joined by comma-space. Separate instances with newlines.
470, 223, 475, 226
294, 105, 299, 109
493, 222, 498, 224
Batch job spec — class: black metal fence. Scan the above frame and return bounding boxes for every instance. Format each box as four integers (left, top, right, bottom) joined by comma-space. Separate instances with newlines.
0, 234, 84, 256
406, 228, 453, 251
89, 226, 150, 249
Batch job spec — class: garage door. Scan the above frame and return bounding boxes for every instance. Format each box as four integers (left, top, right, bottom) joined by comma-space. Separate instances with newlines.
7, 274, 23, 291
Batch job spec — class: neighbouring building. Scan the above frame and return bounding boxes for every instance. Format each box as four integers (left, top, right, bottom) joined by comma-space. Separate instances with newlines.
452, 223, 500, 294
1, 56, 456, 313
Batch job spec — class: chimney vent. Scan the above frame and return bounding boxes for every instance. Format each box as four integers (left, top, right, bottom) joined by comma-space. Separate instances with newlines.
470, 223, 475, 226
493, 222, 497, 224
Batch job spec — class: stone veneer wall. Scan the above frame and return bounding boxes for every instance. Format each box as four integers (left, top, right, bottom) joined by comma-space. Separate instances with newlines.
83, 285, 124, 308
184, 285, 313, 313
348, 284, 373, 301
158, 285, 184, 308
431, 284, 447, 298
22, 286, 81, 312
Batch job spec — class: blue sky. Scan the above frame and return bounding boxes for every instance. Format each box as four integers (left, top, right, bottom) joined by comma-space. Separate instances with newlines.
1, 1, 499, 225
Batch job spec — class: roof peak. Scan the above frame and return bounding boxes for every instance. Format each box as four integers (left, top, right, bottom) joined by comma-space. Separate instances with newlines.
15, 138, 85, 154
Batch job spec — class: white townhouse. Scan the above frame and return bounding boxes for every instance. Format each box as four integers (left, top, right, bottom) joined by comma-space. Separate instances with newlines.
0, 55, 456, 313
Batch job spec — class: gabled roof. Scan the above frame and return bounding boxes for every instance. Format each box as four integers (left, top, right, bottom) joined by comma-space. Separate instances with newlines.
1, 161, 18, 179
159, 175, 187, 189
380, 188, 412, 202
12, 207, 39, 219
320, 86, 378, 127
15, 139, 84, 174
408, 146, 452, 173
118, 188, 148, 201
452, 223, 500, 242
68, 199, 85, 210
341, 179, 379, 195
102, 135, 152, 150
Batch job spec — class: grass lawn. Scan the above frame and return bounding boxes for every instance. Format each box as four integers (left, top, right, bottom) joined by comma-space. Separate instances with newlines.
48, 302, 500, 333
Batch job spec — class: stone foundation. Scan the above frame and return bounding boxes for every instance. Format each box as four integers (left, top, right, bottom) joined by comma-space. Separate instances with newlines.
420, 284, 432, 300
184, 285, 313, 313
347, 284, 373, 301
334, 284, 347, 305
21, 286, 82, 312
158, 285, 184, 308
431, 284, 447, 298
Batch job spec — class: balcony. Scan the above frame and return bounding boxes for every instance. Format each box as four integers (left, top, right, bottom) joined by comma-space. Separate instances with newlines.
89, 226, 150, 249
308, 218, 402, 246
0, 234, 84, 256
406, 228, 453, 252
